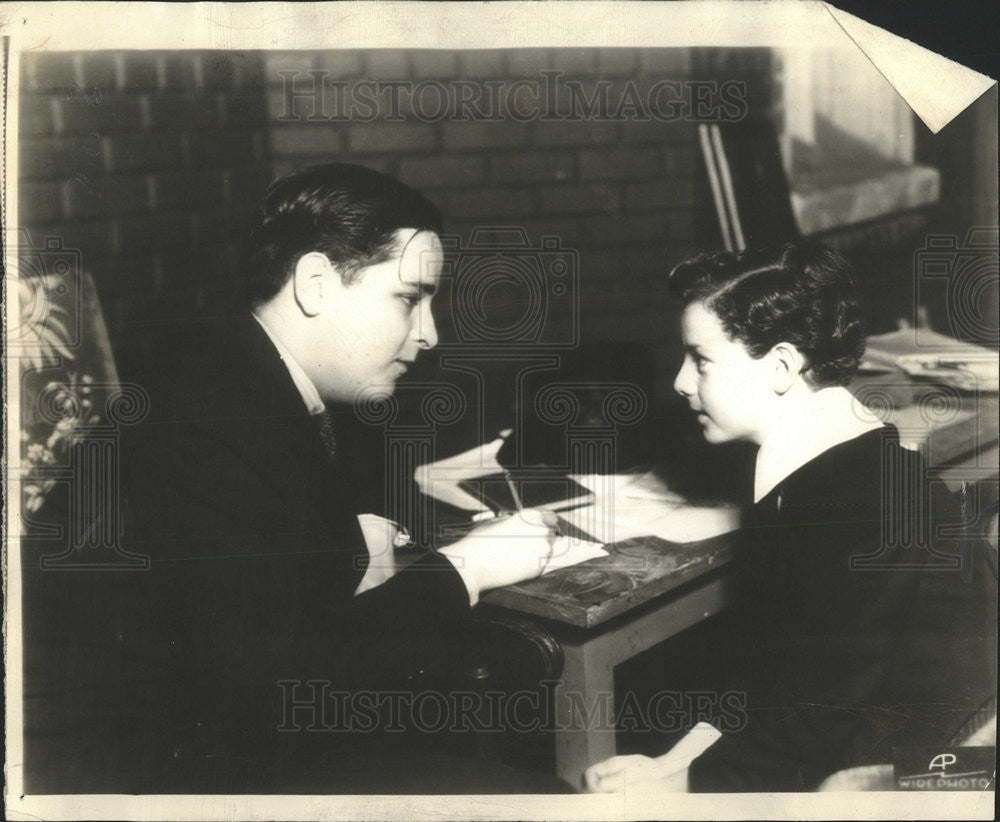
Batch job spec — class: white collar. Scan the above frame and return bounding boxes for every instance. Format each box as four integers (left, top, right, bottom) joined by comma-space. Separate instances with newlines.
753, 386, 884, 503
252, 312, 325, 416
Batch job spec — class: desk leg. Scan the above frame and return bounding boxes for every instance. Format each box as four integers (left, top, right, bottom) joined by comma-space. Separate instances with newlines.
550, 573, 733, 788
553, 636, 617, 791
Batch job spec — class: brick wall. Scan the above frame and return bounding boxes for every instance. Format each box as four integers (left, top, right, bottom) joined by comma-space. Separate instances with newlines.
18, 51, 273, 368
19, 48, 773, 395
265, 48, 748, 360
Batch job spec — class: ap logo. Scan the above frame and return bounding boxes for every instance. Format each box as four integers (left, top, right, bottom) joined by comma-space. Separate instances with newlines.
928, 753, 958, 773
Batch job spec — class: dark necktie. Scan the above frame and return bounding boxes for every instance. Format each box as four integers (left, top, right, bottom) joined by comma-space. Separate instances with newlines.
314, 410, 337, 462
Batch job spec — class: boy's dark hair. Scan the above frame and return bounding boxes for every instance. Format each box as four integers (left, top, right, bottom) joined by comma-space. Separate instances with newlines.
245, 163, 443, 306
667, 242, 866, 387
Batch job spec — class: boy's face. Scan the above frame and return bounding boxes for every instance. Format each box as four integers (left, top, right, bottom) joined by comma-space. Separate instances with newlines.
674, 301, 774, 445
309, 228, 443, 403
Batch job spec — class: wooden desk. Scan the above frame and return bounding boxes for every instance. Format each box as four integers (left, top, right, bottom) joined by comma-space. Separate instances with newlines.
481, 532, 737, 788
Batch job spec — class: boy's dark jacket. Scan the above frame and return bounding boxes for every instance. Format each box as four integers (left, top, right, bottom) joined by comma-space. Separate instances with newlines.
688, 426, 997, 791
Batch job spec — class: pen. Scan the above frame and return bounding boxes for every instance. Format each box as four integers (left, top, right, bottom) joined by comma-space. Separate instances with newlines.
503, 469, 565, 541
503, 469, 524, 512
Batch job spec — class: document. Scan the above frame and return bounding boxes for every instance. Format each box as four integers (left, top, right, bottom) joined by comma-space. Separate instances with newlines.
539, 533, 608, 574
413, 435, 507, 512
562, 473, 743, 544
863, 328, 999, 392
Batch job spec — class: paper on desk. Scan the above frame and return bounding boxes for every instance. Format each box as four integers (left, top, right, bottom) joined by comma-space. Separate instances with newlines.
570, 470, 684, 503
564, 470, 741, 543
898, 358, 999, 392
559, 497, 742, 545
862, 328, 1000, 392
539, 534, 608, 575
413, 435, 508, 512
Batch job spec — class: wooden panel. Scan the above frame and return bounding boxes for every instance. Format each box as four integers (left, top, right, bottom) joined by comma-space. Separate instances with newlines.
481, 534, 734, 628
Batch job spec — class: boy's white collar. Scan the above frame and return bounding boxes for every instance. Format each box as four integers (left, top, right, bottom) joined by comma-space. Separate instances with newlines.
753, 386, 883, 503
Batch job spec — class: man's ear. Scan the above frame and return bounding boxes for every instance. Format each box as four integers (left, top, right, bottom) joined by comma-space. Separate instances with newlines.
292, 252, 335, 317
769, 342, 807, 395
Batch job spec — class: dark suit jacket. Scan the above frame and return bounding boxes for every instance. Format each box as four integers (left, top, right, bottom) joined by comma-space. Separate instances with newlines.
26, 316, 481, 792
687, 426, 997, 791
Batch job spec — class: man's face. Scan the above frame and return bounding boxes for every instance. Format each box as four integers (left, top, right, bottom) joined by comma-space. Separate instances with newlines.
308, 229, 443, 403
673, 301, 773, 444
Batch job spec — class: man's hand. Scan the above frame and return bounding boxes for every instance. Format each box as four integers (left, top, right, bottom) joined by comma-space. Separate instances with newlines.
584, 755, 689, 793
439, 509, 558, 604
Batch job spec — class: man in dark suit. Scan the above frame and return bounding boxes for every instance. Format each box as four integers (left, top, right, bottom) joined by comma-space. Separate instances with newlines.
27, 164, 565, 794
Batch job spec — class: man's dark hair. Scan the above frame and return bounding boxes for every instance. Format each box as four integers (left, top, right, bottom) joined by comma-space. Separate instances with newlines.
245, 163, 443, 306
667, 242, 866, 387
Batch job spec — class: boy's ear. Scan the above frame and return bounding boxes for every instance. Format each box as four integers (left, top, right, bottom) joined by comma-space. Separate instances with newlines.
292, 252, 335, 317
769, 342, 807, 394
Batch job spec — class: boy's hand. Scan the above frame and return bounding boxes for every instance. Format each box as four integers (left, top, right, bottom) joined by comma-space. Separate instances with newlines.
584, 755, 689, 793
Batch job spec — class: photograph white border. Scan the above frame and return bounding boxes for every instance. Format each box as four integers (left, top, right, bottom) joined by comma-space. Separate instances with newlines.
3, 2, 996, 819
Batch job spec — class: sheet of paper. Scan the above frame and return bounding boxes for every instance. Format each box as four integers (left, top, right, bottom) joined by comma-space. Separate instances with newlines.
898, 360, 999, 392
539, 535, 608, 575
413, 435, 508, 511
564, 469, 741, 544
652, 721, 722, 772
863, 328, 1000, 392
570, 470, 685, 503
559, 498, 742, 545
418, 452, 742, 543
